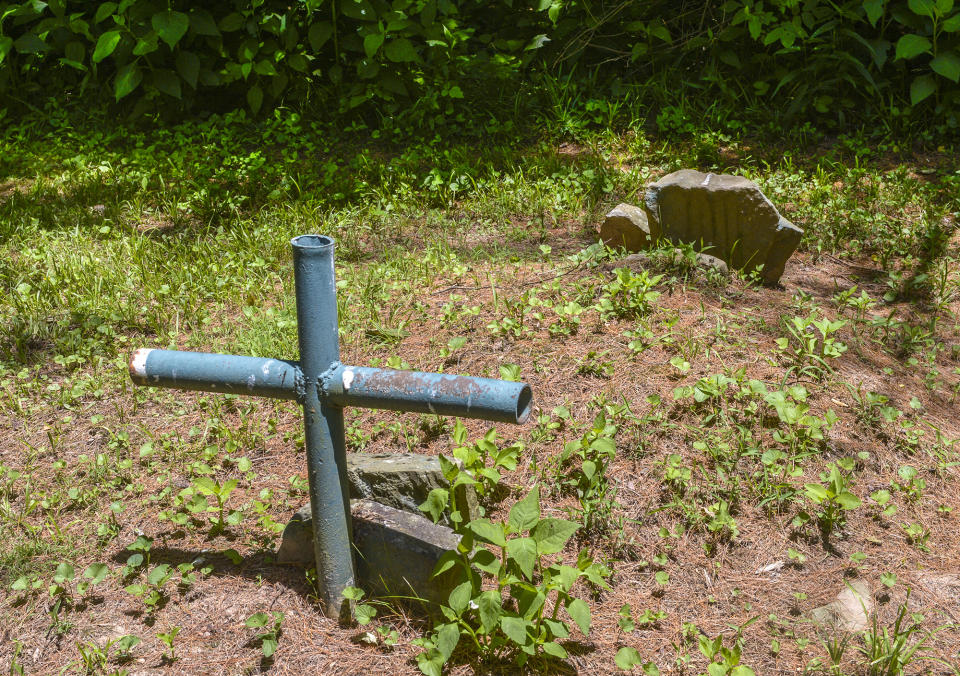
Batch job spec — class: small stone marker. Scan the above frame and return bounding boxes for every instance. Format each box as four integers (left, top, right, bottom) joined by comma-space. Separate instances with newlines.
345, 452, 478, 524
600, 169, 802, 284
277, 500, 461, 608
599, 203, 652, 251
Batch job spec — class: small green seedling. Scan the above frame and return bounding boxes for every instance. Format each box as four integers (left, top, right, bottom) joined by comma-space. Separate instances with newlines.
125, 564, 174, 613
157, 626, 181, 661
191, 477, 241, 531
798, 460, 860, 536
246, 611, 284, 658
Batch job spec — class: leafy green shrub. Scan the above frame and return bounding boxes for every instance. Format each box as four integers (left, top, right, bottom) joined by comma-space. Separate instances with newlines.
418, 485, 609, 673
3, 0, 958, 124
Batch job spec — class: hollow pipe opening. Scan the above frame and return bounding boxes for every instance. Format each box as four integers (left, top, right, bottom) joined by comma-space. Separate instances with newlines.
516, 384, 533, 424
291, 234, 334, 249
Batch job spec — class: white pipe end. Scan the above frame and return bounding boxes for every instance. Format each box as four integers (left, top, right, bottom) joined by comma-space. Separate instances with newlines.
129, 348, 153, 382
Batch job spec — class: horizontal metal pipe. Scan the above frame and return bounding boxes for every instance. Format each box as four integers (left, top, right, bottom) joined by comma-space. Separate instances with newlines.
128, 348, 302, 400
323, 364, 532, 424
129, 350, 532, 424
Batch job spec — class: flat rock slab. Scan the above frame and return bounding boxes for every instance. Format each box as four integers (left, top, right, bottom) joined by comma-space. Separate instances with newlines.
346, 452, 444, 515
346, 452, 478, 524
277, 499, 460, 609
810, 579, 872, 631
642, 169, 803, 284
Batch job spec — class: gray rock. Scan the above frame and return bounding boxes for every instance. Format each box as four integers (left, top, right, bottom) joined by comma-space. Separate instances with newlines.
695, 252, 729, 275
277, 500, 461, 609
600, 203, 653, 251
643, 169, 802, 284
346, 452, 445, 515
346, 452, 478, 524
810, 580, 872, 631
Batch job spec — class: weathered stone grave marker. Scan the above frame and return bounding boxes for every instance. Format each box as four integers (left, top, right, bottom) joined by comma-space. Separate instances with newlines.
128, 234, 532, 616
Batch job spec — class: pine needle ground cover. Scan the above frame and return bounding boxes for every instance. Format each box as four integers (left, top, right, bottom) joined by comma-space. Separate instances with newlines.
1, 111, 959, 674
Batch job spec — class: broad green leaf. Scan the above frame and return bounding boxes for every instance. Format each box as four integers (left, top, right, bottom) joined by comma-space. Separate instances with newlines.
152, 11, 190, 49
152, 69, 181, 99
83, 563, 109, 585
133, 34, 158, 56
114, 635, 140, 652
54, 562, 75, 583
910, 74, 937, 103
469, 519, 506, 547
543, 617, 570, 639
895, 34, 932, 60
254, 59, 277, 76
417, 653, 443, 676
655, 571, 669, 586
219, 12, 245, 32
836, 491, 862, 510
731, 667, 756, 676
419, 488, 449, 523
363, 32, 384, 58
566, 598, 591, 634
804, 483, 830, 502
341, 0, 375, 20
94, 2, 117, 23
500, 616, 531, 645
863, 0, 884, 25
0, 37, 12, 64
447, 581, 472, 615
176, 50, 200, 88
938, 0, 955, 12
247, 84, 264, 114
308, 21, 333, 50
508, 486, 540, 533
553, 564, 580, 593
530, 518, 579, 555
542, 641, 568, 658
246, 612, 270, 628
147, 564, 170, 585
476, 590, 503, 633
434, 622, 459, 660
189, 10, 220, 36
931, 51, 960, 81
92, 30, 121, 62
909, 0, 937, 16
513, 586, 545, 619
470, 548, 502, 576
506, 537, 537, 579
615, 646, 646, 671
354, 603, 376, 625
11, 576, 28, 591
384, 37, 418, 62
944, 12, 960, 30
261, 636, 278, 657
192, 477, 216, 494
525, 33, 550, 50
14, 33, 47, 54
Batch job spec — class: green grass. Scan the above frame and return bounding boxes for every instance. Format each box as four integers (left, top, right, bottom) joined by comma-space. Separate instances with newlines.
1, 101, 959, 674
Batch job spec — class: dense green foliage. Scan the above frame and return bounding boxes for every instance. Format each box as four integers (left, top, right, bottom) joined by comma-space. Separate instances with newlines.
2, 0, 960, 130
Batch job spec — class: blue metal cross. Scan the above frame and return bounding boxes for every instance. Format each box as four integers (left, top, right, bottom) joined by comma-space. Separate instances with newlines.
128, 235, 532, 616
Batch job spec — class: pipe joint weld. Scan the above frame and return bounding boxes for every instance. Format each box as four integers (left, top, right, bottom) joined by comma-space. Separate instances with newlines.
317, 361, 344, 400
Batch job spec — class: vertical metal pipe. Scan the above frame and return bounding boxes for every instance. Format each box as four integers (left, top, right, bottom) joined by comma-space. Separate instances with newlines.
291, 234, 354, 618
